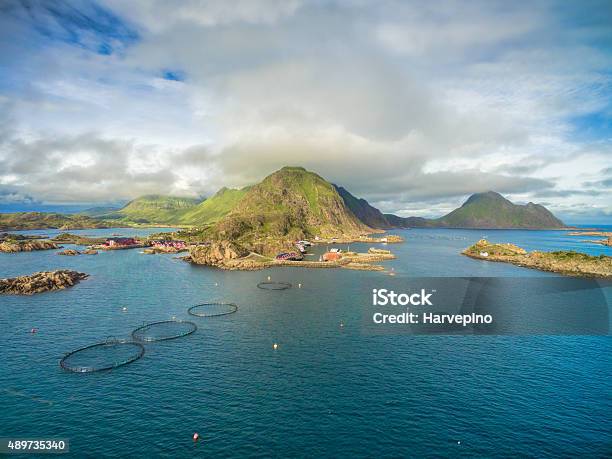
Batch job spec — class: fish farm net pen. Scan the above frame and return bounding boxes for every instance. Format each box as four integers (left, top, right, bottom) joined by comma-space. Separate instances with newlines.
257, 281, 292, 290
188, 302, 238, 317
59, 339, 145, 373
131, 320, 197, 342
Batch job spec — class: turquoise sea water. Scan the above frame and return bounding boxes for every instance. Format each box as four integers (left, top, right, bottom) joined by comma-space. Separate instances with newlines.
0, 228, 610, 457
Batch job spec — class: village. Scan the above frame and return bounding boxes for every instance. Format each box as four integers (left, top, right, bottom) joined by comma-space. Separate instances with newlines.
0, 231, 402, 272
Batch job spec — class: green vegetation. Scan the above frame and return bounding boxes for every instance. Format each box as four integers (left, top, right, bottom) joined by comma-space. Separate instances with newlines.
205, 166, 372, 255
178, 187, 248, 225
0, 212, 112, 231
436, 191, 564, 228
390, 191, 564, 229
101, 195, 201, 225
463, 239, 611, 277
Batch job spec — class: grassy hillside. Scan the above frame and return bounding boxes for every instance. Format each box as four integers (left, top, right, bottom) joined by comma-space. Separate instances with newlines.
386, 191, 564, 229
103, 195, 201, 224
436, 191, 564, 228
179, 187, 248, 225
207, 166, 372, 254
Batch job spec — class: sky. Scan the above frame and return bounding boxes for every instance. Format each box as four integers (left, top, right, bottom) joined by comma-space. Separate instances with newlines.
0, 0, 611, 223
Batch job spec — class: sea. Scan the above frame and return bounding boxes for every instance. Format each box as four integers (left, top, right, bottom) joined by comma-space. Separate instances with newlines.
0, 227, 610, 457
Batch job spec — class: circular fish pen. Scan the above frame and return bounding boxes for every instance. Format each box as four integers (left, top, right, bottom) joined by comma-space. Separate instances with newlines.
60, 339, 144, 373
188, 302, 238, 318
131, 320, 197, 342
257, 281, 292, 290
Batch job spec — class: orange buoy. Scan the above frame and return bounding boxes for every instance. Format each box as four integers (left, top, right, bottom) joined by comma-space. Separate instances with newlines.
193, 433, 199, 442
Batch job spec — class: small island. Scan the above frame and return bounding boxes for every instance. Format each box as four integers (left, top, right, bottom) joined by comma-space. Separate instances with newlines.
0, 238, 59, 252
567, 231, 612, 247
184, 241, 395, 271
0, 270, 89, 295
463, 239, 611, 278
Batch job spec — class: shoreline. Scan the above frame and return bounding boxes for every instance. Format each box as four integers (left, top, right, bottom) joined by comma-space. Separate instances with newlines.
462, 239, 611, 278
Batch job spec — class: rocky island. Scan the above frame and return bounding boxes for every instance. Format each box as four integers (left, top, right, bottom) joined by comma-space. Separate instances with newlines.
567, 231, 612, 247
0, 239, 59, 252
185, 241, 394, 271
463, 239, 611, 278
51, 233, 107, 245
0, 270, 89, 295
165, 167, 402, 271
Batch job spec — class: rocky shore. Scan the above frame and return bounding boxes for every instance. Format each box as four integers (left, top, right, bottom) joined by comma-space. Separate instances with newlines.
185, 241, 395, 271
313, 234, 404, 244
463, 239, 611, 278
51, 233, 107, 245
0, 270, 89, 295
568, 231, 612, 247
0, 239, 59, 252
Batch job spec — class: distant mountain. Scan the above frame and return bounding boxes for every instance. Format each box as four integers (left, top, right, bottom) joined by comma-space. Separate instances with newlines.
0, 212, 112, 231
334, 185, 391, 229
390, 191, 564, 229
178, 187, 249, 225
208, 167, 371, 254
80, 205, 122, 217
383, 214, 431, 228
106, 195, 201, 224
435, 191, 564, 228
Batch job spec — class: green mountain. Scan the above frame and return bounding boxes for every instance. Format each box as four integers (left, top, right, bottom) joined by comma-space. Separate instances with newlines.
392, 191, 564, 229
334, 185, 391, 229
208, 167, 371, 254
178, 187, 249, 225
106, 195, 201, 224
79, 206, 123, 217
436, 191, 564, 228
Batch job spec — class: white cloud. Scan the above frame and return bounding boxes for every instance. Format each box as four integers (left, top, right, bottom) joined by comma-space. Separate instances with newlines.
0, 0, 610, 221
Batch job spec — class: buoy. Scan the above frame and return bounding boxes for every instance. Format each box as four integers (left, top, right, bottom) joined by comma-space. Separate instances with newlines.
30, 328, 38, 334
298, 283, 302, 288
214, 282, 218, 286
122, 307, 128, 312
193, 433, 199, 442
457, 441, 461, 445
273, 343, 279, 350
267, 275, 271, 281
172, 315, 176, 320
340, 322, 344, 328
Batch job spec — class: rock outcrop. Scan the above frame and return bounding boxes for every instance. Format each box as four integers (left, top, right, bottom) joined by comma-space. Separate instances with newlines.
463, 239, 611, 278
58, 249, 80, 256
0, 270, 89, 295
188, 241, 249, 267
0, 240, 59, 252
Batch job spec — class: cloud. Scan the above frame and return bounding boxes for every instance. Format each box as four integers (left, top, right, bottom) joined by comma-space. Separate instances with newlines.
102, 0, 302, 31
0, 0, 610, 221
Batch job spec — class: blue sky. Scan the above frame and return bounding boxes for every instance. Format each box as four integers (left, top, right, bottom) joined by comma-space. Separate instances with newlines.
0, 0, 610, 223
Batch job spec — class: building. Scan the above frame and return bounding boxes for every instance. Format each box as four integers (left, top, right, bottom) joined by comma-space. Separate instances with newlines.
323, 252, 342, 261
105, 237, 138, 247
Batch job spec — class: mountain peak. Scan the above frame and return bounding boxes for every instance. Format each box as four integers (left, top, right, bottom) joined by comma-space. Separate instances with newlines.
462, 191, 506, 206
441, 191, 563, 228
